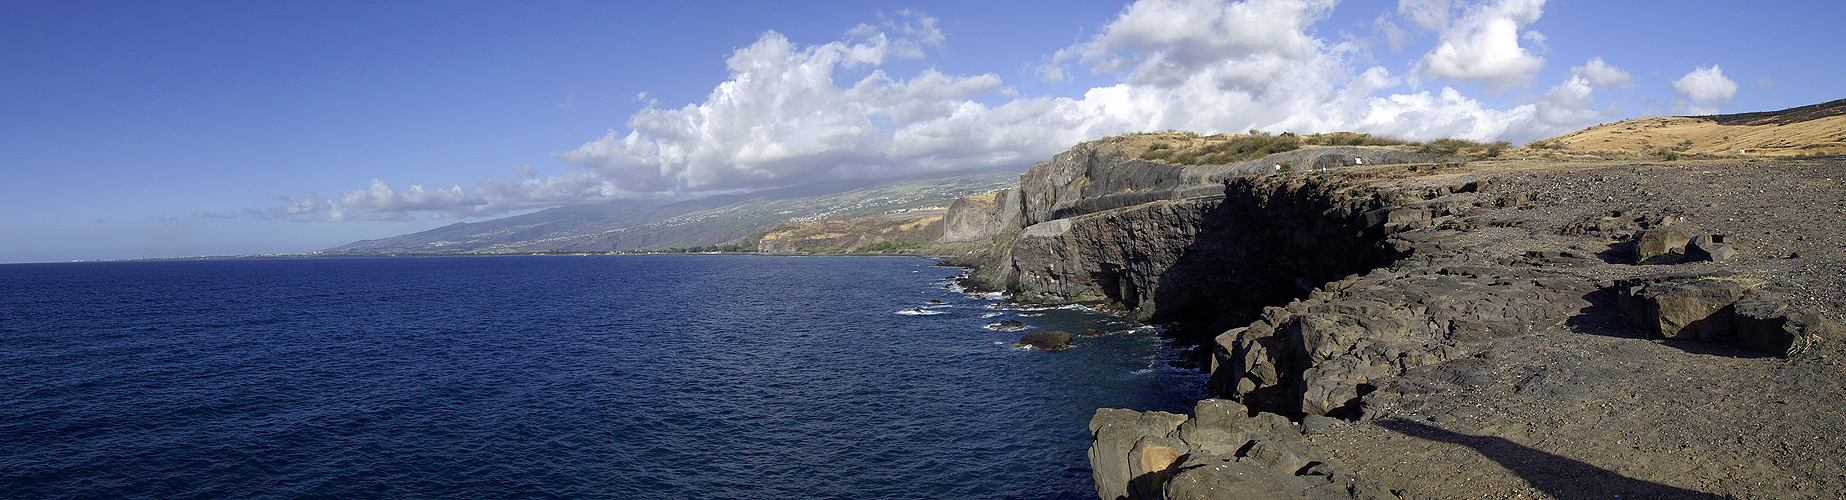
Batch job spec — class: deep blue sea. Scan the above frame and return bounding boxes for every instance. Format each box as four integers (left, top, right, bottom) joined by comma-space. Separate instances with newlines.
0, 255, 1207, 499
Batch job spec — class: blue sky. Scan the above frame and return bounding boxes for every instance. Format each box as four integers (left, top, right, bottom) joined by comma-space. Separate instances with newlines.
2, 0, 1839, 263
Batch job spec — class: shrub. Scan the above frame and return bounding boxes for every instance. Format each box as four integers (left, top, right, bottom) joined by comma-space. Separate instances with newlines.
1303, 132, 1405, 147
1140, 142, 1174, 160
1418, 138, 1510, 160
862, 240, 920, 253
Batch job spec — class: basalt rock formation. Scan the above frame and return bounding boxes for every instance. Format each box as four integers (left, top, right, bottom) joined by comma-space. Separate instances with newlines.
934, 130, 1846, 498
946, 135, 1439, 333
1088, 399, 1435, 500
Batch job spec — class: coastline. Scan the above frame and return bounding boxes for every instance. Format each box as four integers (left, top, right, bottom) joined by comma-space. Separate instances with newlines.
891, 133, 1846, 498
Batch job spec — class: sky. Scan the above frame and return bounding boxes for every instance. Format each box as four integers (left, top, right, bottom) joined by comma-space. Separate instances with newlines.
2, 0, 1840, 263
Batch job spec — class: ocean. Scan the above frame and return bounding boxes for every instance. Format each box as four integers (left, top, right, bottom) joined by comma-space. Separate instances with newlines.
0, 255, 1207, 499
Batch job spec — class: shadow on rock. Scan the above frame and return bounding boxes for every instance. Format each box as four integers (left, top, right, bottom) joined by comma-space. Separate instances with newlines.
1374, 419, 1726, 500
1562, 289, 1653, 340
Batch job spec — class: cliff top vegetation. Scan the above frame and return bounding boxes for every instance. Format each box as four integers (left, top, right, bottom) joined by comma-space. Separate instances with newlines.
1107, 130, 1509, 167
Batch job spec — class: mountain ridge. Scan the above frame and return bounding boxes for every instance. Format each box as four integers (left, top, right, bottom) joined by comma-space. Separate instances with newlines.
321, 167, 1024, 255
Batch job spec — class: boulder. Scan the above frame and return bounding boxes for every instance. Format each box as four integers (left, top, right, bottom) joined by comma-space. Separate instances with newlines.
1176, 399, 1253, 455
1359, 207, 1432, 233
1634, 227, 1692, 263
1686, 234, 1739, 262
1089, 409, 1188, 500
1128, 436, 1189, 499
1017, 330, 1074, 350
1617, 276, 1747, 341
1081, 328, 1108, 337
1300, 414, 1341, 435
1733, 292, 1835, 356
1091, 400, 1422, 500
1616, 276, 1836, 355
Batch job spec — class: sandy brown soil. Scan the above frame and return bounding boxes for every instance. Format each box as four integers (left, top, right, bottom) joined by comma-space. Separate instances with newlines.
1303, 156, 1846, 499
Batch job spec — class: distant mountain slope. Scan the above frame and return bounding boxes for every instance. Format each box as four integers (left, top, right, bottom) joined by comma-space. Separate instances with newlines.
321, 168, 1023, 255
1539, 98, 1846, 157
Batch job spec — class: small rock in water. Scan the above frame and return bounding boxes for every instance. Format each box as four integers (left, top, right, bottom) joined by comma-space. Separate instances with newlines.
1016, 331, 1074, 350
1080, 328, 1106, 338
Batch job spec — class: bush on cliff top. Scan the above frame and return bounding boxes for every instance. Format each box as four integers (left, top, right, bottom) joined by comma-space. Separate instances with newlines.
1413, 138, 1510, 159
1140, 130, 1303, 165
1301, 132, 1405, 147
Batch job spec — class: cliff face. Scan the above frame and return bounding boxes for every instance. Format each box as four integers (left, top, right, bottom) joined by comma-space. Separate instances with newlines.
938, 189, 1022, 244
949, 136, 1436, 331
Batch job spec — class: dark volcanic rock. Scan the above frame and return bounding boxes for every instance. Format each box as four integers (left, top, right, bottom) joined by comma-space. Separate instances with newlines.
1634, 227, 1692, 263
1619, 275, 1835, 355
1617, 275, 1747, 341
1017, 330, 1074, 350
1088, 400, 1423, 500
1089, 408, 1188, 500
1687, 234, 1739, 262
941, 132, 1846, 496
1215, 261, 1591, 417
1734, 293, 1835, 356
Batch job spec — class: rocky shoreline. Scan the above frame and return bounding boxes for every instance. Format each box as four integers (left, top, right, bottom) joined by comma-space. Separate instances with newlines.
920, 133, 1845, 498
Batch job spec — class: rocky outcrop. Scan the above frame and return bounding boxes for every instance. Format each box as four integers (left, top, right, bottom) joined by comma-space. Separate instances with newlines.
937, 133, 1846, 497
1088, 400, 1429, 500
1015, 138, 1438, 228
1017, 330, 1075, 350
1633, 227, 1738, 264
1217, 262, 1591, 417
1617, 275, 1832, 355
940, 189, 1024, 244
1002, 173, 1419, 328
942, 139, 1433, 309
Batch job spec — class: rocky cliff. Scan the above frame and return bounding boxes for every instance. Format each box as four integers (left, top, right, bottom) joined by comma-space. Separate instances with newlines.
947, 135, 1439, 330
935, 131, 1846, 498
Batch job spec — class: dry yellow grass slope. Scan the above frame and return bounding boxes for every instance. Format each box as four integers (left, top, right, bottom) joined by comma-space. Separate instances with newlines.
1539, 98, 1846, 157
755, 209, 946, 254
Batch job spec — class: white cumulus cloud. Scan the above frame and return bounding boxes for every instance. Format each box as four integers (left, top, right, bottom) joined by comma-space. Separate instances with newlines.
1674, 65, 1737, 115
276, 0, 1646, 222
557, 33, 1057, 195
1056, 0, 1337, 87
1402, 0, 1548, 91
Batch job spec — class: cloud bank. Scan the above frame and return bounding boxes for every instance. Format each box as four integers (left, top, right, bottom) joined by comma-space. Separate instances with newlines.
274, 0, 1653, 222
